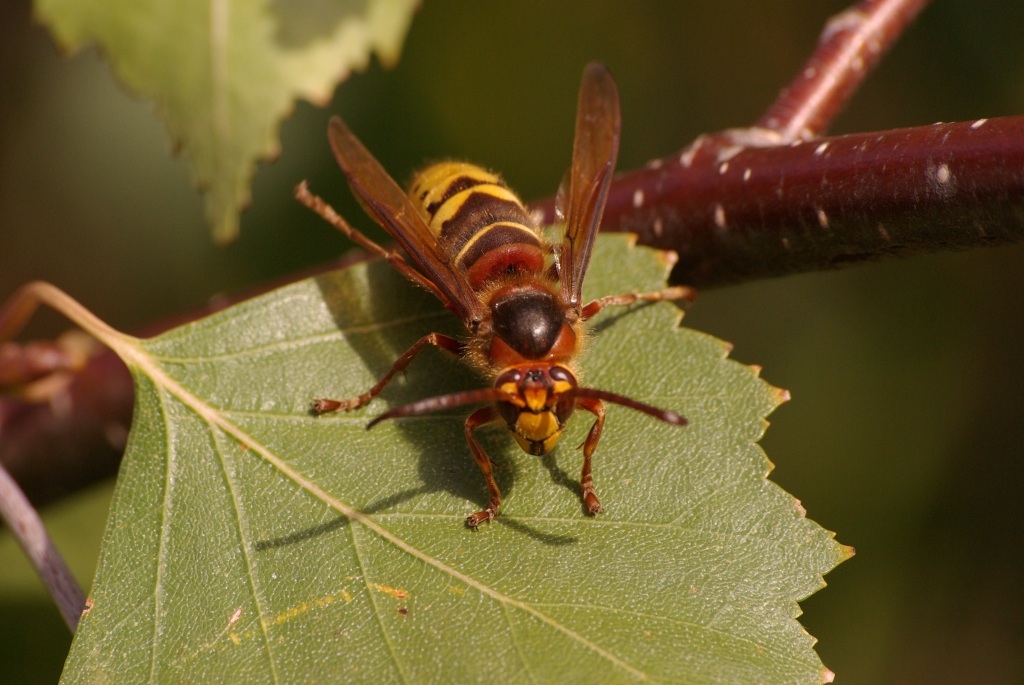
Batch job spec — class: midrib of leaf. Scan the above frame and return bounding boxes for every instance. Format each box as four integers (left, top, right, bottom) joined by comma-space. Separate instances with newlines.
53, 285, 654, 681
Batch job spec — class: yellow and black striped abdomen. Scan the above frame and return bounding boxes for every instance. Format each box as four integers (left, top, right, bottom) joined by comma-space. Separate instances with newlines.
409, 162, 546, 290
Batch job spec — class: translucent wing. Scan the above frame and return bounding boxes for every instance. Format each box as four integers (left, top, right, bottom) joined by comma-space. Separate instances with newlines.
328, 117, 486, 327
558, 62, 621, 311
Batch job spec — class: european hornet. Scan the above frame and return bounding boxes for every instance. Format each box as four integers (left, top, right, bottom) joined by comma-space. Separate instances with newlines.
297, 63, 692, 527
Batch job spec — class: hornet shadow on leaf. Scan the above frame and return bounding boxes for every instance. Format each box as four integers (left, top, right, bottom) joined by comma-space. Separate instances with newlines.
295, 263, 581, 545
253, 482, 429, 552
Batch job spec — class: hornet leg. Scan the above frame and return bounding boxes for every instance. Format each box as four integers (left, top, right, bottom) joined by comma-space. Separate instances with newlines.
312, 333, 464, 414
464, 406, 504, 528
581, 286, 696, 320
576, 396, 606, 515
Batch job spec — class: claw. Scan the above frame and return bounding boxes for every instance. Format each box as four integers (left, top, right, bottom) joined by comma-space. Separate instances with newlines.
466, 508, 495, 529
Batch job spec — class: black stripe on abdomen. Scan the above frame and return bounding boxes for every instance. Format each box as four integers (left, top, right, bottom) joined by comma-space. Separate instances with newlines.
456, 222, 542, 271
438, 190, 533, 252
424, 175, 490, 218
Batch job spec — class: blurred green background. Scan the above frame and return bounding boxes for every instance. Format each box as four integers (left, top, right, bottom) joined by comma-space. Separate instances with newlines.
2, 1, 1023, 682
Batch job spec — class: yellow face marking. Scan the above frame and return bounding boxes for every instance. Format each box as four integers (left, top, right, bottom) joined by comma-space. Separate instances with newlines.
499, 382, 523, 406
523, 387, 549, 413
551, 379, 573, 396
541, 433, 562, 453
516, 410, 559, 442
513, 427, 563, 455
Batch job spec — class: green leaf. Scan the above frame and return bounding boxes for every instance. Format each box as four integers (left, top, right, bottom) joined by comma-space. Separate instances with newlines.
34, 0, 418, 243
61, 235, 849, 684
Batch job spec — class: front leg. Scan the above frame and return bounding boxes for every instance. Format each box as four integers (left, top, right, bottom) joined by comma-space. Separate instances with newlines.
312, 332, 464, 414
576, 396, 606, 515
464, 406, 503, 528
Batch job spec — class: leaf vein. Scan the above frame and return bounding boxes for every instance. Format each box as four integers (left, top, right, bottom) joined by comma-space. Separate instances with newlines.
212, 428, 281, 683
350, 524, 411, 684
148, 311, 444, 363
148, 385, 176, 684
502, 602, 540, 685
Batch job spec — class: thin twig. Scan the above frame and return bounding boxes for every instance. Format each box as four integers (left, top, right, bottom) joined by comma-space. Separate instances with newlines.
757, 0, 933, 140
0, 458, 85, 631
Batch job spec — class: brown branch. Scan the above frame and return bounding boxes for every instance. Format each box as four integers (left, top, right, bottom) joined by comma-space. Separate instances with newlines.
533, 116, 1024, 288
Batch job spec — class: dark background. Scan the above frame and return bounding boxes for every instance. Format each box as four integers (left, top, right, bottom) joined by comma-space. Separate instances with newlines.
2, 1, 1023, 682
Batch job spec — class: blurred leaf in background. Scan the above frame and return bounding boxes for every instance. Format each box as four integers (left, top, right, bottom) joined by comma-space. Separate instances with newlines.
35, 0, 418, 243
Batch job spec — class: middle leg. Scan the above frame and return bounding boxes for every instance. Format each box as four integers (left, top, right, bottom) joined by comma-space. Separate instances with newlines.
313, 332, 464, 414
